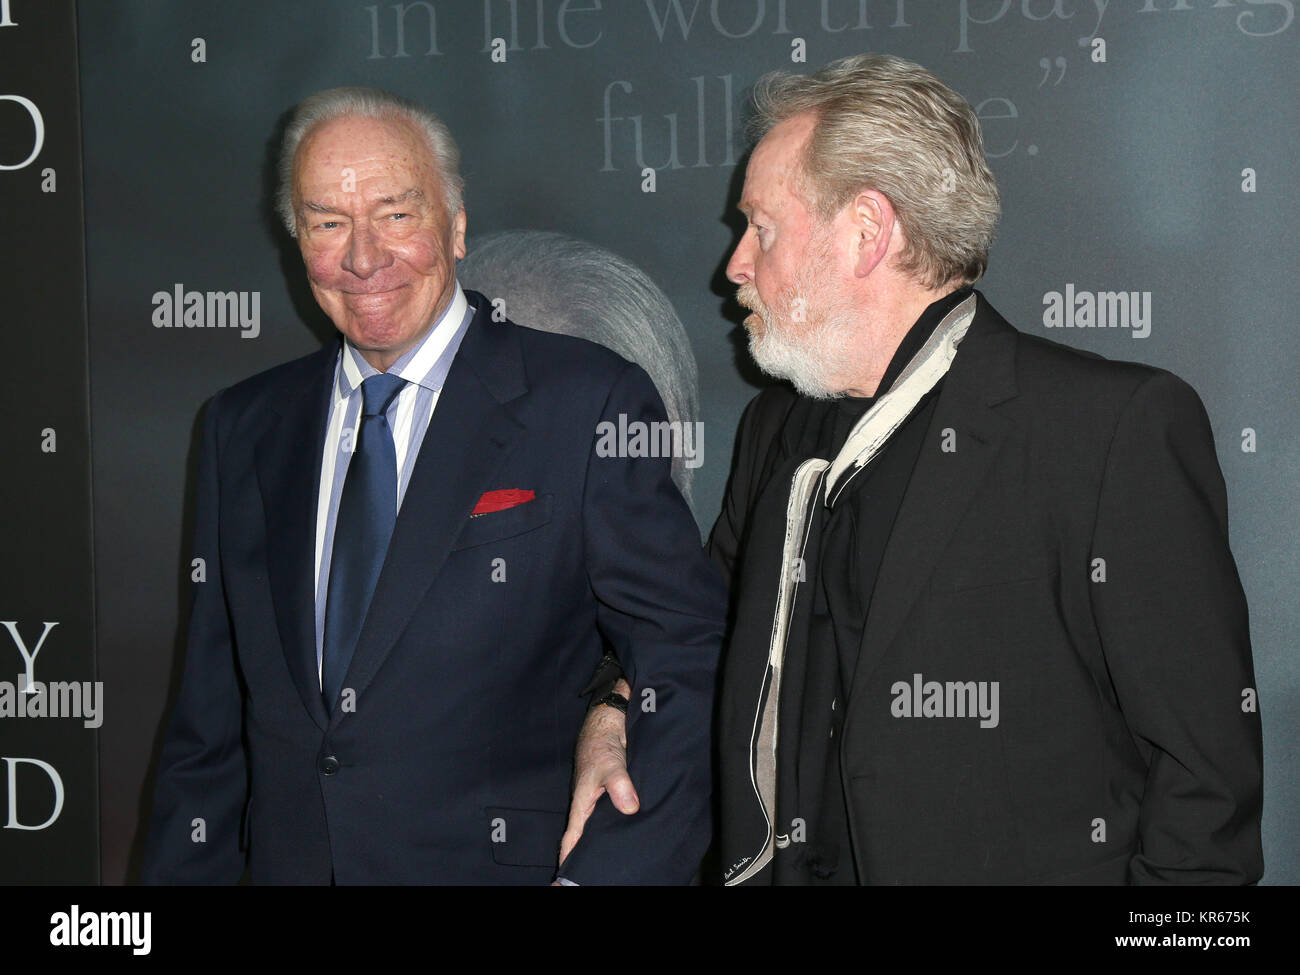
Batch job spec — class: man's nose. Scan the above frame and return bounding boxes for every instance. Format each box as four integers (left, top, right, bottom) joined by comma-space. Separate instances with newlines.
341, 222, 393, 279
726, 231, 754, 286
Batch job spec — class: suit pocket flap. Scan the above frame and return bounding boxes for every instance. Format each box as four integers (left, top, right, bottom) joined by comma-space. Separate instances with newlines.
485, 806, 567, 868
451, 494, 553, 552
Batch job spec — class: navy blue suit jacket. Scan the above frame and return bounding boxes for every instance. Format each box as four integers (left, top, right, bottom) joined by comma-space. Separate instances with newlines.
142, 291, 724, 884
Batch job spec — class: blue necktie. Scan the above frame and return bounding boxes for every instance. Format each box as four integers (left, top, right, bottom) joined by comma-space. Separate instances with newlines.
321, 372, 406, 710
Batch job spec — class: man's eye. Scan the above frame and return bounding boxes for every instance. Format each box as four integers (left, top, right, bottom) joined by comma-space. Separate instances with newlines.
389, 212, 409, 221
317, 221, 340, 231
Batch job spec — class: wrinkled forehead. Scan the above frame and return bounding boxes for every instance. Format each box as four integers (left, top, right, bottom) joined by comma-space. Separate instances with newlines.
741, 118, 815, 215
294, 114, 435, 193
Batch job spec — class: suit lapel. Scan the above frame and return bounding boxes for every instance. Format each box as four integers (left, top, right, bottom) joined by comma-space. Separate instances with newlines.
256, 345, 338, 731
329, 298, 527, 718
848, 296, 1020, 701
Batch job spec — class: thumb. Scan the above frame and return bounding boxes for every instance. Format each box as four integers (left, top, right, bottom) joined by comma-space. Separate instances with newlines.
604, 771, 641, 815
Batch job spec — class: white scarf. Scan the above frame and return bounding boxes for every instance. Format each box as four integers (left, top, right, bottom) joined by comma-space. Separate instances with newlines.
728, 292, 977, 886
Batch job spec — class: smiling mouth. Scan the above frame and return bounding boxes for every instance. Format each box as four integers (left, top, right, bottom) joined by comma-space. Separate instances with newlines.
344, 288, 409, 310
346, 285, 406, 297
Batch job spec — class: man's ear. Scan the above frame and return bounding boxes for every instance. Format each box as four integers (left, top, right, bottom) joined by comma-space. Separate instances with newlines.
850, 189, 896, 279
453, 207, 467, 260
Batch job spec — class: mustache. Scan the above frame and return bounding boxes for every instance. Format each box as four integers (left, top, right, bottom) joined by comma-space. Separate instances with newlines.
735, 283, 764, 313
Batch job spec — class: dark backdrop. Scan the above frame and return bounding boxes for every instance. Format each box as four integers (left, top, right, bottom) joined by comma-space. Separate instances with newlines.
4, 0, 1296, 884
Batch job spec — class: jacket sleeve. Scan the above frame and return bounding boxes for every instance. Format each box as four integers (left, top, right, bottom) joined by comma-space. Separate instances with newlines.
706, 389, 792, 589
140, 391, 250, 883
706, 396, 759, 590
1089, 371, 1263, 884
558, 362, 726, 884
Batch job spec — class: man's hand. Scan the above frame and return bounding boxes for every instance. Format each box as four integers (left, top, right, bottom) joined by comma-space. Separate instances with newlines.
559, 679, 638, 867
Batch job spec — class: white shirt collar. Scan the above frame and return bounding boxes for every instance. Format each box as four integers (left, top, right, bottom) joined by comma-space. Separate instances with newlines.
339, 281, 469, 395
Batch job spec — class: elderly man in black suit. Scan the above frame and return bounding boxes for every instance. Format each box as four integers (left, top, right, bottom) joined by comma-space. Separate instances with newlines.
573, 53, 1263, 885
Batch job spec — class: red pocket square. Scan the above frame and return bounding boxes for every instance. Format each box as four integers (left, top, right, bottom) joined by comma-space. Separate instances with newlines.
472, 489, 535, 515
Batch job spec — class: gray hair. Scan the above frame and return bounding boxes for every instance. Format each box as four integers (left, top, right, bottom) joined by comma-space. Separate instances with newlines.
750, 54, 1000, 289
276, 86, 464, 237
459, 231, 701, 507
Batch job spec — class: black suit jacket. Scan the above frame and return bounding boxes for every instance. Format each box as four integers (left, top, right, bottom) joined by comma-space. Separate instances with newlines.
142, 291, 725, 884
710, 291, 1263, 884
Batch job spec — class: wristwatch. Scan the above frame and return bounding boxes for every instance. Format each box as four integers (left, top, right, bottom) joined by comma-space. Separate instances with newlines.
581, 650, 625, 703
592, 690, 629, 714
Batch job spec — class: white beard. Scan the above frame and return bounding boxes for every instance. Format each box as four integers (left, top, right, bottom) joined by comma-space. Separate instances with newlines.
738, 273, 858, 400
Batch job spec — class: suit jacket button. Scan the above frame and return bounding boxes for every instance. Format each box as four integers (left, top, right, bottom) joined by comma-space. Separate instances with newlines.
319, 755, 340, 775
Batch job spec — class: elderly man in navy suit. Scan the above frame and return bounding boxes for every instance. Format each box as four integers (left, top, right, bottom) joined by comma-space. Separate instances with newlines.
141, 87, 723, 884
